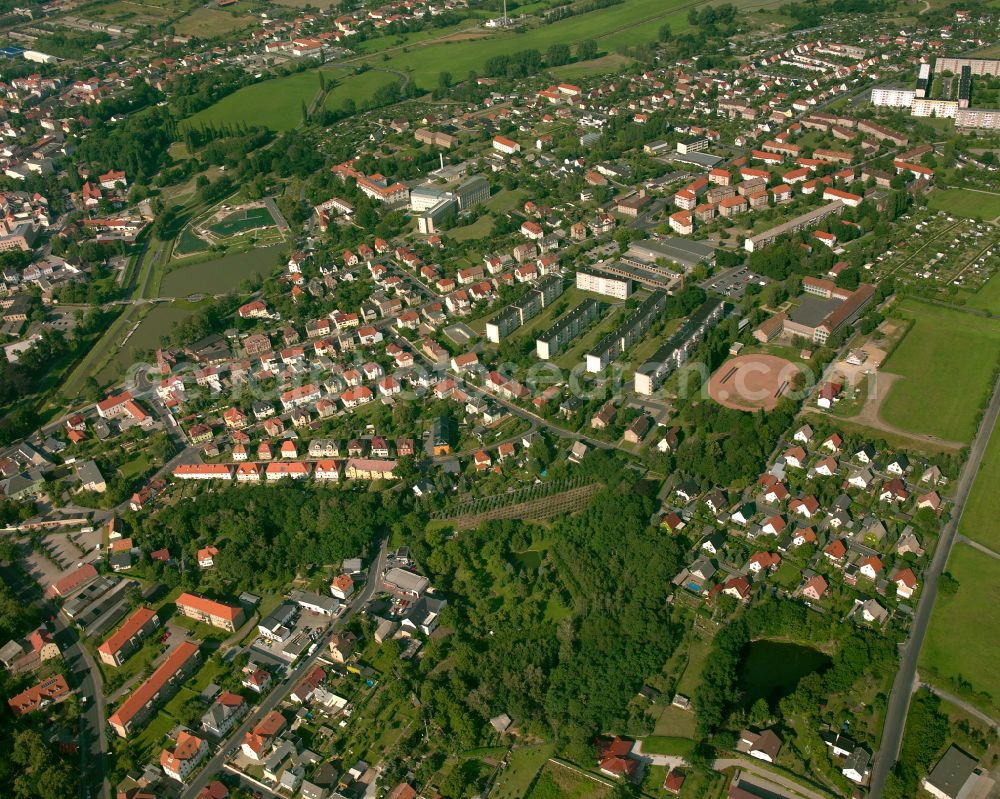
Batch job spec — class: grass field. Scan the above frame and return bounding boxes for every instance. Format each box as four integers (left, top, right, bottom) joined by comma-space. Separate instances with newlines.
95, 305, 195, 385
954, 412, 1000, 551
548, 53, 634, 80
879, 299, 1000, 443
447, 215, 494, 241
172, 7, 253, 37
492, 744, 556, 799
160, 245, 283, 297
186, 0, 779, 131
208, 206, 276, 237
324, 69, 399, 112
920, 543, 1000, 717
928, 188, 1000, 221
183, 70, 336, 132
966, 270, 1000, 314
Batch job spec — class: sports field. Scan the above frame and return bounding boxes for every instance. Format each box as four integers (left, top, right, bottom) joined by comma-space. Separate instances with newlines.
160, 245, 282, 297
927, 188, 1000, 220
880, 299, 1000, 443
920, 543, 1000, 718
208, 206, 276, 237
183, 70, 337, 132
707, 353, 799, 411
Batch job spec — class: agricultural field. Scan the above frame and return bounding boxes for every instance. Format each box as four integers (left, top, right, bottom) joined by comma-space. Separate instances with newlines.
95, 304, 195, 385
160, 244, 283, 297
879, 299, 1000, 443
183, 70, 336, 132
920, 542, 1000, 718
928, 188, 1000, 221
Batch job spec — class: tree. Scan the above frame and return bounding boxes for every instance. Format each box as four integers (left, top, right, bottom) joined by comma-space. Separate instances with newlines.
577, 39, 598, 61
546, 43, 571, 67
437, 71, 452, 90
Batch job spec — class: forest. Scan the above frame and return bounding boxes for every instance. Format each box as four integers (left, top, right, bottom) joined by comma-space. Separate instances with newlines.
409, 455, 686, 760
133, 484, 400, 590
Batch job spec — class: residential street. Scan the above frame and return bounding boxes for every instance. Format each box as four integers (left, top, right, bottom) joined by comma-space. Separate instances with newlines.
869, 371, 1000, 798
179, 538, 388, 799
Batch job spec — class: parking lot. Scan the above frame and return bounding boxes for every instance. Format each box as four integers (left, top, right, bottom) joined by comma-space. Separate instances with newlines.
18, 528, 101, 590
702, 265, 772, 300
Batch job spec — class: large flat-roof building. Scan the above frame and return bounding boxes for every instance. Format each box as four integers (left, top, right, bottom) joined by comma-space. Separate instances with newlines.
485, 275, 564, 342
744, 202, 845, 252
783, 283, 876, 344
634, 299, 727, 395
576, 268, 632, 300
586, 291, 667, 373
537, 299, 600, 360
624, 238, 717, 271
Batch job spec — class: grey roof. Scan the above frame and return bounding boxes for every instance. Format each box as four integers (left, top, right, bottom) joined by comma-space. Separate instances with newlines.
626, 237, 717, 268
790, 295, 841, 328
925, 746, 978, 799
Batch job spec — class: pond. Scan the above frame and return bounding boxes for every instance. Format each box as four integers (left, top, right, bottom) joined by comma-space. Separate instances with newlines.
512, 550, 543, 570
738, 640, 831, 708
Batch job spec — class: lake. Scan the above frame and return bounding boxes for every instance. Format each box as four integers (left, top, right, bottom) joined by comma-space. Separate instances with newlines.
738, 640, 831, 708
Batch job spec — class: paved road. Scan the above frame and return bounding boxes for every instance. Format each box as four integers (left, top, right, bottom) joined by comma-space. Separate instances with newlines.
870, 372, 1000, 798
53, 613, 110, 799
180, 538, 388, 799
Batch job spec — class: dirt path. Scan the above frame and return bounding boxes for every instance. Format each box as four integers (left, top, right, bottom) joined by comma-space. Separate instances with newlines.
830, 371, 966, 451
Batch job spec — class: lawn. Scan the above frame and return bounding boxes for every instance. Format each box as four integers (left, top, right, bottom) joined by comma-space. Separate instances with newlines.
879, 299, 1000, 443
95, 305, 195, 386
486, 188, 528, 213
492, 743, 556, 799
652, 705, 697, 739
954, 411, 1000, 551
920, 542, 1000, 717
160, 245, 283, 297
183, 70, 337, 132
927, 188, 1000, 221
447, 215, 494, 241
674, 634, 712, 698
641, 736, 697, 758
526, 761, 611, 799
966, 270, 1000, 314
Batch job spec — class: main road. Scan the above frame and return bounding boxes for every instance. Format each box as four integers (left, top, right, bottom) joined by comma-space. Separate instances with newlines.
869, 372, 1000, 798
180, 538, 389, 799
